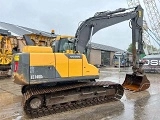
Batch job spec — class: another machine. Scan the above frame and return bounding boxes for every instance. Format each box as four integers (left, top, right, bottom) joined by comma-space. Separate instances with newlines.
0, 29, 12, 76
0, 29, 27, 77
12, 5, 150, 118
113, 51, 132, 67
24, 32, 56, 46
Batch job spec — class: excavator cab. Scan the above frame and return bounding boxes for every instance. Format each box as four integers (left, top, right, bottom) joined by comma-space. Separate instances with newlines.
51, 35, 75, 53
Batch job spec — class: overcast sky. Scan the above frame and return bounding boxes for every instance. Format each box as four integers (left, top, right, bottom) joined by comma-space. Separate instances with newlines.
1, 0, 160, 50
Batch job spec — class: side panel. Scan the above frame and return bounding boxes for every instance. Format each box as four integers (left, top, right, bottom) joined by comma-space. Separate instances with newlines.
29, 66, 56, 80
65, 54, 82, 77
30, 53, 55, 66
55, 53, 69, 78
14, 53, 30, 82
82, 54, 99, 76
30, 53, 57, 80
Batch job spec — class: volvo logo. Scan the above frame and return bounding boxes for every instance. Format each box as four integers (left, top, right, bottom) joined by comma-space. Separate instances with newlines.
65, 54, 82, 59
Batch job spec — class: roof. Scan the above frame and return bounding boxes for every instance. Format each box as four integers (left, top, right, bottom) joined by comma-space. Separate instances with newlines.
0, 22, 54, 37
90, 42, 125, 52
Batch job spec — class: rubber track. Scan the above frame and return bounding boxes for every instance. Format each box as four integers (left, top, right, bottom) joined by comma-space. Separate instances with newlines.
23, 81, 124, 118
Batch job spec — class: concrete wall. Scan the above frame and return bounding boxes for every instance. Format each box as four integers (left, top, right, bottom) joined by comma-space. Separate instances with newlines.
90, 49, 101, 65
110, 51, 115, 66
89, 48, 117, 66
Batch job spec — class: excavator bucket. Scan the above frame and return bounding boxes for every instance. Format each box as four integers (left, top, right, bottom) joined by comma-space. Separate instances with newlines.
122, 74, 150, 92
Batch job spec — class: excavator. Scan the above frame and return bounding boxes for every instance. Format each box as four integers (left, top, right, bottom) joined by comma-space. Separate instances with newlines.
12, 5, 150, 118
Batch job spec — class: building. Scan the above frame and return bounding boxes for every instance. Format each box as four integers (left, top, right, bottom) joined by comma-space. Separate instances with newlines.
0, 21, 126, 66
89, 43, 125, 66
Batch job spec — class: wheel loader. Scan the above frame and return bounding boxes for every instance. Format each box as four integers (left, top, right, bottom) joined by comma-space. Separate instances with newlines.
12, 5, 150, 118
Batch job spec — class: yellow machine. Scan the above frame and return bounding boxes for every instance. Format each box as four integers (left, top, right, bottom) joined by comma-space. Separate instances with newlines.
12, 5, 150, 118
25, 33, 55, 46
0, 35, 12, 64
0, 30, 56, 77
13, 45, 124, 118
12, 32, 124, 118
13, 46, 99, 85
0, 29, 26, 76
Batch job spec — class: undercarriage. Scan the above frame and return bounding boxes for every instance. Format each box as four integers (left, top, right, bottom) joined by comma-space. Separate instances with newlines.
22, 81, 124, 118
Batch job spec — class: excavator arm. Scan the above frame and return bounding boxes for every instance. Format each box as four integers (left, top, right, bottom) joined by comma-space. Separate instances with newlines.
75, 5, 143, 68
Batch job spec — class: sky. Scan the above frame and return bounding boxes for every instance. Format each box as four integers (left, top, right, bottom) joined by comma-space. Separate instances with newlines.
1, 0, 160, 51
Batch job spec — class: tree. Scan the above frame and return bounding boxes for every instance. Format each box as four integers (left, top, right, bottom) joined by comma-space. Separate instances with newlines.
127, 43, 132, 53
147, 45, 157, 51
127, 43, 158, 54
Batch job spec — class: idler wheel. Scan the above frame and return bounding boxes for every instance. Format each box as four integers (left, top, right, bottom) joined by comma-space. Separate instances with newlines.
28, 95, 43, 109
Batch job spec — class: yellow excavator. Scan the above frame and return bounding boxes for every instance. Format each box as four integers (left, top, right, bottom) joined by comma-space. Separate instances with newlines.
12, 5, 150, 118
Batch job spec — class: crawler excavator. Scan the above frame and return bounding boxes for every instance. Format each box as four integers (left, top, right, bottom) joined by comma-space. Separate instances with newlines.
12, 5, 150, 118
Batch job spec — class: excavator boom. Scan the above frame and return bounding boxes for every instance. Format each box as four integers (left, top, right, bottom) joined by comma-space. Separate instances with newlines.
75, 5, 143, 54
